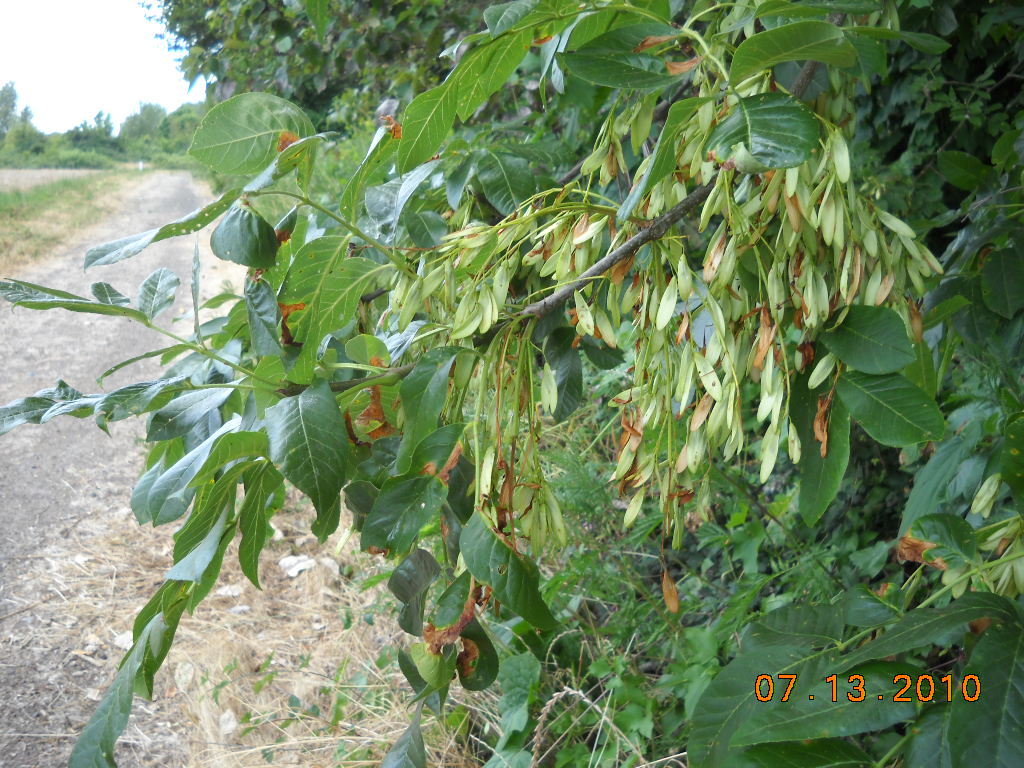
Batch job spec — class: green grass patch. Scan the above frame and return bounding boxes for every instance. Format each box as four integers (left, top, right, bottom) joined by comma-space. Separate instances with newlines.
0, 170, 137, 274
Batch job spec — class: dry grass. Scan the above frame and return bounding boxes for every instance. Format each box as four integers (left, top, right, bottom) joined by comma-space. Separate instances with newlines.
1, 490, 489, 767
0, 169, 143, 274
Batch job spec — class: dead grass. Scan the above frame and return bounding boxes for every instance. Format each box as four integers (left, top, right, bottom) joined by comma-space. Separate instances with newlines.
1, 490, 489, 767
0, 170, 144, 274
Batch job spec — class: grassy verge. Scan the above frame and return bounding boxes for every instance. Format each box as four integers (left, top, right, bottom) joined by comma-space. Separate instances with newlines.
0, 170, 140, 275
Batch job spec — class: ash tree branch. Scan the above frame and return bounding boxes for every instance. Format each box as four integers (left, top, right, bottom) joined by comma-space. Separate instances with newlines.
276, 55, 833, 395
519, 181, 715, 318
521, 53, 830, 321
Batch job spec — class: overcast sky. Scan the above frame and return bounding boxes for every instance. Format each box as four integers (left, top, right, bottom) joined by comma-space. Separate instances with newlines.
0, 0, 205, 134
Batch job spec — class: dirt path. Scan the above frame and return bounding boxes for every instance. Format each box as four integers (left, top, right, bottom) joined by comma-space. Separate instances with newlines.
0, 169, 99, 192
0, 171, 245, 767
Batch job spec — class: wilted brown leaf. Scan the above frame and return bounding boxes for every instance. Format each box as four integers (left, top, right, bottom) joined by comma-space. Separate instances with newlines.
665, 57, 701, 75
897, 534, 947, 570
635, 34, 675, 52
661, 569, 680, 613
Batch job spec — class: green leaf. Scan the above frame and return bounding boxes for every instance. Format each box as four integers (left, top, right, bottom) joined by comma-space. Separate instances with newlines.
744, 603, 844, 651
432, 571, 474, 629
923, 296, 970, 330
734, 661, 919, 746
409, 642, 457, 690
403, 209, 448, 248
911, 514, 978, 569
388, 549, 441, 634
618, 97, 706, 224
97, 377, 192, 422
707, 93, 819, 171
544, 327, 583, 423
731, 20, 858, 84
575, 22, 677, 53
68, 608, 186, 768
458, 618, 501, 696
937, 150, 991, 191
167, 505, 233, 582
449, 30, 533, 121
457, 617, 500, 691
461, 514, 558, 629
237, 461, 284, 589
84, 189, 241, 268
136, 268, 180, 321
446, 156, 474, 209
146, 388, 232, 442
191, 244, 202, 340
484, 1, 537, 35
130, 581, 191, 695
362, 476, 446, 557
90, 282, 130, 306
189, 92, 314, 175
394, 348, 459, 474
381, 707, 427, 768
905, 704, 953, 768
558, 50, 682, 89
409, 423, 467, 478
689, 644, 816, 767
0, 380, 87, 436
304, 0, 329, 40
822, 305, 915, 374
836, 371, 943, 446
735, 740, 872, 767
365, 160, 441, 244
791, 373, 851, 525
340, 127, 397, 220
497, 651, 541, 734
755, 1, 831, 17
844, 585, 898, 627
243, 134, 324, 194
278, 240, 380, 383
1002, 413, 1024, 504
244, 277, 283, 357
475, 150, 535, 216
184, 431, 270, 490
900, 436, 972, 535
842, 592, 1018, 668
210, 203, 279, 269
845, 26, 950, 55
265, 380, 349, 540
981, 250, 1024, 319
344, 334, 391, 366
949, 622, 1024, 767
397, 84, 457, 174
0, 279, 148, 322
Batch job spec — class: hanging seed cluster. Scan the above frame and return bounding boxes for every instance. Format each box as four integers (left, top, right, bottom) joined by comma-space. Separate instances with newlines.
385, 16, 941, 550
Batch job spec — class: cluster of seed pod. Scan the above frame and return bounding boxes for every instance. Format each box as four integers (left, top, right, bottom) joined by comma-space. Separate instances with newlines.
380, 19, 939, 546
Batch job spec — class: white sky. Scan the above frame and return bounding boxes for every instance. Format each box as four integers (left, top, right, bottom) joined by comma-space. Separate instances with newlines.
0, 0, 206, 134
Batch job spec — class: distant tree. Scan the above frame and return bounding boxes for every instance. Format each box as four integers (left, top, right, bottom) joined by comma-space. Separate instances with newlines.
161, 102, 205, 152
0, 81, 16, 141
4, 107, 46, 155
66, 111, 121, 157
119, 103, 168, 143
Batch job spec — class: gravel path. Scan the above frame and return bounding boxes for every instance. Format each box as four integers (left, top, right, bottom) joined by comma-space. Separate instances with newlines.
0, 171, 244, 767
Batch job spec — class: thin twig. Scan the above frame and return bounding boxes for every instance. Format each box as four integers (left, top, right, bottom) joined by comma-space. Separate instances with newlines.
520, 182, 715, 317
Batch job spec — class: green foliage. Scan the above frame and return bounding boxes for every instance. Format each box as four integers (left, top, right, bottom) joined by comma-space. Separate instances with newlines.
3, 1, 1024, 766
0, 81, 16, 140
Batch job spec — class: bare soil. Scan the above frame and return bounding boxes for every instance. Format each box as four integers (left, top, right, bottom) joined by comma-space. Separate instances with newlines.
0, 169, 99, 192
